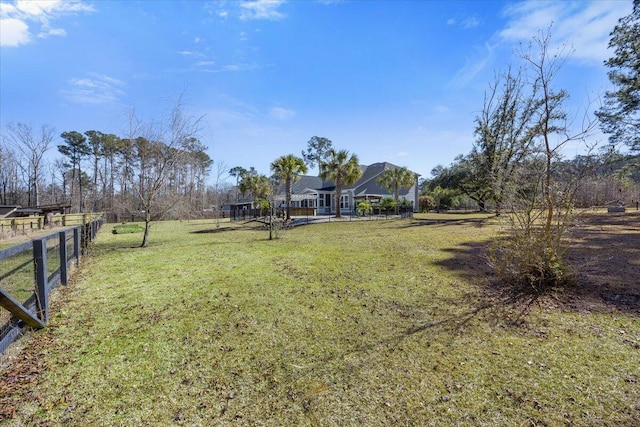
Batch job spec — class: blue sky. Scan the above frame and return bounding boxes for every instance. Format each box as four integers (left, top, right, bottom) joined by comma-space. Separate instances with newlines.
0, 0, 633, 181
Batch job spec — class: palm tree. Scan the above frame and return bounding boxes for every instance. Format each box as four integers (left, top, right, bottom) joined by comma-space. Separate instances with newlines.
377, 166, 416, 214
319, 149, 362, 218
270, 154, 308, 220
239, 173, 271, 204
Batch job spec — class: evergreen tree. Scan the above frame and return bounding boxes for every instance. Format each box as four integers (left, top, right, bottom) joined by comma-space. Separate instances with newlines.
596, 0, 640, 151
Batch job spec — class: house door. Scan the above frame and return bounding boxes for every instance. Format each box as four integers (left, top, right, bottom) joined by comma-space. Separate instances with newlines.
318, 193, 331, 214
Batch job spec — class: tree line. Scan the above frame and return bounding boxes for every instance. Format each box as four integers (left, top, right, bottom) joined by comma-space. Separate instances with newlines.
1, 124, 215, 219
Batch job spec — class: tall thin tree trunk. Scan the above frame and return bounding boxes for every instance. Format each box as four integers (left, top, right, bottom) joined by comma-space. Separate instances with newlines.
141, 210, 151, 247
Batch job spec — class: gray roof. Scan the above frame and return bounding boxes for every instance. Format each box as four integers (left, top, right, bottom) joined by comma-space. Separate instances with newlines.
279, 162, 418, 197
290, 175, 325, 193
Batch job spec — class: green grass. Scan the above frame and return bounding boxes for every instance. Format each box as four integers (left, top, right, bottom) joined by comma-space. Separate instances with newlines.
2, 215, 638, 426
0, 235, 66, 307
112, 223, 145, 234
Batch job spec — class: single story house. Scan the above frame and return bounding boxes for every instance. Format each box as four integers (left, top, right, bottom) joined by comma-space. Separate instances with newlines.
276, 162, 420, 215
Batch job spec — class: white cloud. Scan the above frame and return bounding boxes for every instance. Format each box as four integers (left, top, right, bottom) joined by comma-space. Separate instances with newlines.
0, 18, 30, 46
195, 61, 216, 67
447, 16, 480, 29
38, 26, 66, 38
0, 0, 94, 47
461, 17, 480, 29
60, 73, 126, 105
269, 107, 295, 120
240, 0, 285, 21
499, 0, 633, 65
433, 105, 451, 114
181, 62, 269, 74
396, 151, 409, 157
14, 0, 59, 16
204, 1, 285, 23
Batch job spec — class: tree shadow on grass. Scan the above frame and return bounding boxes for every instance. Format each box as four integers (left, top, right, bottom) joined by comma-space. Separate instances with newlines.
190, 221, 268, 235
561, 211, 640, 314
399, 215, 496, 230
192, 227, 244, 234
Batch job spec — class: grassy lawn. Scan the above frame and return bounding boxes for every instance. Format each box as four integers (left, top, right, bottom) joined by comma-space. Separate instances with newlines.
1, 213, 638, 426
0, 232, 73, 305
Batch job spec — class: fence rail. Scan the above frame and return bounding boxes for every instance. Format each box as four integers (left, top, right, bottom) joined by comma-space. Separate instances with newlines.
0, 213, 104, 237
0, 218, 104, 354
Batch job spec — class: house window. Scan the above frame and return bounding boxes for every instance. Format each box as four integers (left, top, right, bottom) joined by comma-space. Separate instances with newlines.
319, 194, 331, 208
340, 195, 349, 209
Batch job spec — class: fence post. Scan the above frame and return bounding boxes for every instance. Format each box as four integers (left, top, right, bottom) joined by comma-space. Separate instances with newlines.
82, 222, 90, 253
73, 227, 80, 267
59, 231, 68, 285
33, 238, 49, 324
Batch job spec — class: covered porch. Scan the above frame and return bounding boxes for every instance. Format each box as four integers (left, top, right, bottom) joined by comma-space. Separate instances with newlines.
274, 193, 319, 216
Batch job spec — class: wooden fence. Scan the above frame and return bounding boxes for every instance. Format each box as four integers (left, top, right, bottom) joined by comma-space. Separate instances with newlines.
0, 213, 104, 236
0, 218, 104, 354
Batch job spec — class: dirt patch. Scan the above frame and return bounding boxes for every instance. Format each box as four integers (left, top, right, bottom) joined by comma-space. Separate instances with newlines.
561, 210, 640, 313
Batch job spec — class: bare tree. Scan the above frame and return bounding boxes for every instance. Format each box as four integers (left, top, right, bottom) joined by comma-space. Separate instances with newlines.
0, 142, 18, 204
4, 122, 55, 207
488, 28, 599, 292
210, 160, 229, 226
124, 99, 203, 247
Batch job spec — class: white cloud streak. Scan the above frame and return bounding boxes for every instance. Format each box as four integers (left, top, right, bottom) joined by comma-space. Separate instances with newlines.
269, 107, 295, 120
240, 0, 285, 21
60, 73, 126, 105
500, 0, 633, 64
450, 42, 495, 88
450, 1, 632, 88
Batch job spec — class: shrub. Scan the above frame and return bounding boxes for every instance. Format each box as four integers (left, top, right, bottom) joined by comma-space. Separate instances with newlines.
488, 225, 572, 295
356, 202, 372, 216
